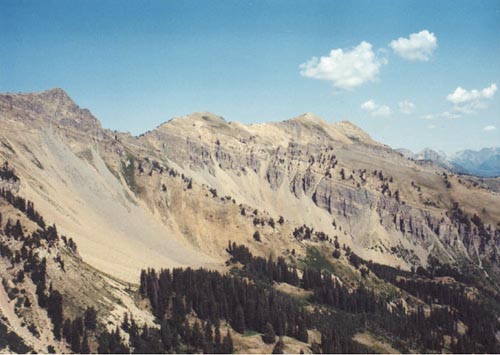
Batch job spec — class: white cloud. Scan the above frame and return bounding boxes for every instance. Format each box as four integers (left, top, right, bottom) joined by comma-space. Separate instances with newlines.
300, 41, 387, 90
422, 111, 460, 120
423, 83, 497, 120
361, 100, 392, 117
399, 100, 415, 114
483, 125, 497, 131
442, 111, 461, 119
389, 30, 437, 61
428, 124, 436, 129
361, 100, 377, 111
446, 83, 497, 115
447, 83, 497, 103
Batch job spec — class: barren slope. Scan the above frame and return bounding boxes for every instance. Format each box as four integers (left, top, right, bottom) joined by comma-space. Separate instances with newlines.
0, 90, 214, 282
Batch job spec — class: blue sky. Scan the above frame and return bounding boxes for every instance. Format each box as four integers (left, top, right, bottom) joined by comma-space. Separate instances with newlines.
1, 0, 499, 152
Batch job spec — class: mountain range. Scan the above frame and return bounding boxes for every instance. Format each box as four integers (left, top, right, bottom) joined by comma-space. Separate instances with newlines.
0, 88, 499, 353
397, 147, 500, 178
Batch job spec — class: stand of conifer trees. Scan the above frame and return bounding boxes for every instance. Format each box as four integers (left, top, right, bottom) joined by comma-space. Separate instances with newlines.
226, 242, 500, 353
140, 267, 310, 344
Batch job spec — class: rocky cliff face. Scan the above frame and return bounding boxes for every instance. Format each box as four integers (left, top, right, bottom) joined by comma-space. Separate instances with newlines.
139, 107, 500, 273
1, 88, 499, 283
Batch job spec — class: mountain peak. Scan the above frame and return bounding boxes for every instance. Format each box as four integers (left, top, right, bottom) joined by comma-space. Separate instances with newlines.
164, 112, 227, 126
0, 88, 101, 132
0, 87, 75, 108
36, 88, 79, 108
289, 112, 327, 125
39, 87, 71, 97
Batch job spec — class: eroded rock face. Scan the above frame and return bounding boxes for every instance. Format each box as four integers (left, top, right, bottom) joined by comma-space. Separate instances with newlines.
1, 88, 499, 278
140, 110, 500, 270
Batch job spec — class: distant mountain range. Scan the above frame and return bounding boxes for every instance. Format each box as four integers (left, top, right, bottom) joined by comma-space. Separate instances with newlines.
397, 147, 500, 177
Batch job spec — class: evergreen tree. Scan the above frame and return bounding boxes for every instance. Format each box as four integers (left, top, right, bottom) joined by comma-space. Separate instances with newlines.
160, 321, 173, 352
74, 316, 84, 335
203, 322, 214, 353
222, 329, 234, 354
84, 307, 97, 330
140, 269, 148, 295
192, 321, 203, 349
232, 305, 245, 333
214, 323, 222, 354
262, 322, 276, 344
70, 321, 81, 353
272, 337, 285, 354
297, 319, 308, 343
35, 282, 47, 308
63, 319, 72, 344
121, 313, 130, 332
81, 332, 90, 354
47, 290, 63, 339
97, 332, 110, 354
